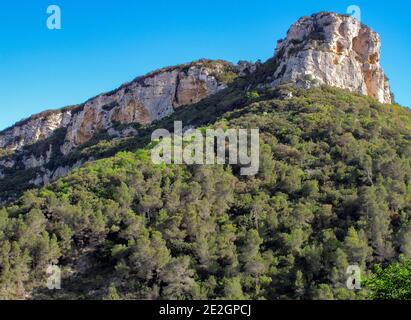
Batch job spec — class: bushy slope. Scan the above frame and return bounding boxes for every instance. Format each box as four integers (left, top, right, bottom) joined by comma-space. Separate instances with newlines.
0, 86, 410, 299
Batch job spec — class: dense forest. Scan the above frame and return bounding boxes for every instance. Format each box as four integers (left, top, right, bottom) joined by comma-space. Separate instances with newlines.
0, 85, 410, 299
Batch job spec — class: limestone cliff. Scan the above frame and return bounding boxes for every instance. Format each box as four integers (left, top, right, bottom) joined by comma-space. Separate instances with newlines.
0, 12, 395, 198
0, 59, 243, 196
1, 12, 393, 157
0, 109, 73, 151
0, 60, 239, 154
267, 12, 392, 103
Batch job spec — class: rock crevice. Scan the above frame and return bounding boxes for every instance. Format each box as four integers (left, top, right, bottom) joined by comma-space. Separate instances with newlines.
0, 12, 395, 195
268, 12, 392, 104
0, 60, 238, 154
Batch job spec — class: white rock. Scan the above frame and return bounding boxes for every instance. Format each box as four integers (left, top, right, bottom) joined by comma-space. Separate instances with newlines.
1, 60, 238, 154
269, 12, 392, 104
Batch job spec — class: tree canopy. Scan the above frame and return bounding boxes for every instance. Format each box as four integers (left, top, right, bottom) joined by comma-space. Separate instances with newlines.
0, 86, 410, 300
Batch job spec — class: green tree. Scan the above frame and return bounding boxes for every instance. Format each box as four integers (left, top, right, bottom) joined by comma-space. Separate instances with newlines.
358, 186, 394, 261
222, 277, 246, 300
105, 284, 122, 300
160, 256, 196, 299
365, 256, 411, 300
343, 227, 371, 269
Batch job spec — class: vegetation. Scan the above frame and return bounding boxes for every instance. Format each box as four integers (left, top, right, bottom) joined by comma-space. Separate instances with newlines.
0, 84, 410, 300
365, 257, 411, 300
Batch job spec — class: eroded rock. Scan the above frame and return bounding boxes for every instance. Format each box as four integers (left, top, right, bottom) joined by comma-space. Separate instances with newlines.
269, 12, 392, 104
0, 60, 238, 154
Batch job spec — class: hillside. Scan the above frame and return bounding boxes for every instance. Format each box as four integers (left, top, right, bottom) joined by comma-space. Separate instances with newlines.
0, 12, 394, 203
0, 12, 410, 300
0, 85, 410, 299
0, 59, 246, 203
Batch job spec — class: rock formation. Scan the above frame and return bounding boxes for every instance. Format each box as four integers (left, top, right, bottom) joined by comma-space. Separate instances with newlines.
0, 12, 395, 196
0, 109, 73, 151
268, 12, 392, 104
0, 12, 394, 156
0, 60, 239, 153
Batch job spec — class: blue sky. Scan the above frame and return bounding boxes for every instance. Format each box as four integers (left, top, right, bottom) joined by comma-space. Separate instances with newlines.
0, 0, 410, 130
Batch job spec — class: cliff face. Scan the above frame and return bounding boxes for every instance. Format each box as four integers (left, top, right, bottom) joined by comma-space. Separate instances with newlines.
0, 12, 393, 156
0, 12, 395, 199
0, 60, 239, 154
0, 109, 73, 151
268, 12, 392, 104
62, 60, 239, 154
0, 60, 243, 195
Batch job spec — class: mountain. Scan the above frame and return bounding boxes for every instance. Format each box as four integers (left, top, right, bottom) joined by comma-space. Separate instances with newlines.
266, 12, 392, 104
0, 12, 410, 300
0, 12, 393, 202
0, 60, 246, 153
0, 60, 251, 201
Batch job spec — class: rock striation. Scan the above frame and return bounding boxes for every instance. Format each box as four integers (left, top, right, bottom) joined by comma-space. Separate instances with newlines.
0, 12, 395, 197
0, 60, 239, 154
0, 12, 394, 156
268, 12, 392, 104
0, 110, 73, 151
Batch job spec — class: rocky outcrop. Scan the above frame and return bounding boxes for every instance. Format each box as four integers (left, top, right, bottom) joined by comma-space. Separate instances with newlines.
0, 11, 396, 199
0, 59, 242, 198
22, 145, 53, 169
62, 60, 236, 153
0, 109, 73, 151
268, 12, 392, 103
0, 60, 240, 154
28, 160, 84, 186
1, 13, 393, 156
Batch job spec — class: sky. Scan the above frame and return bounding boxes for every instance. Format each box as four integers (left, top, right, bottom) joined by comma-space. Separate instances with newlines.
0, 0, 410, 130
